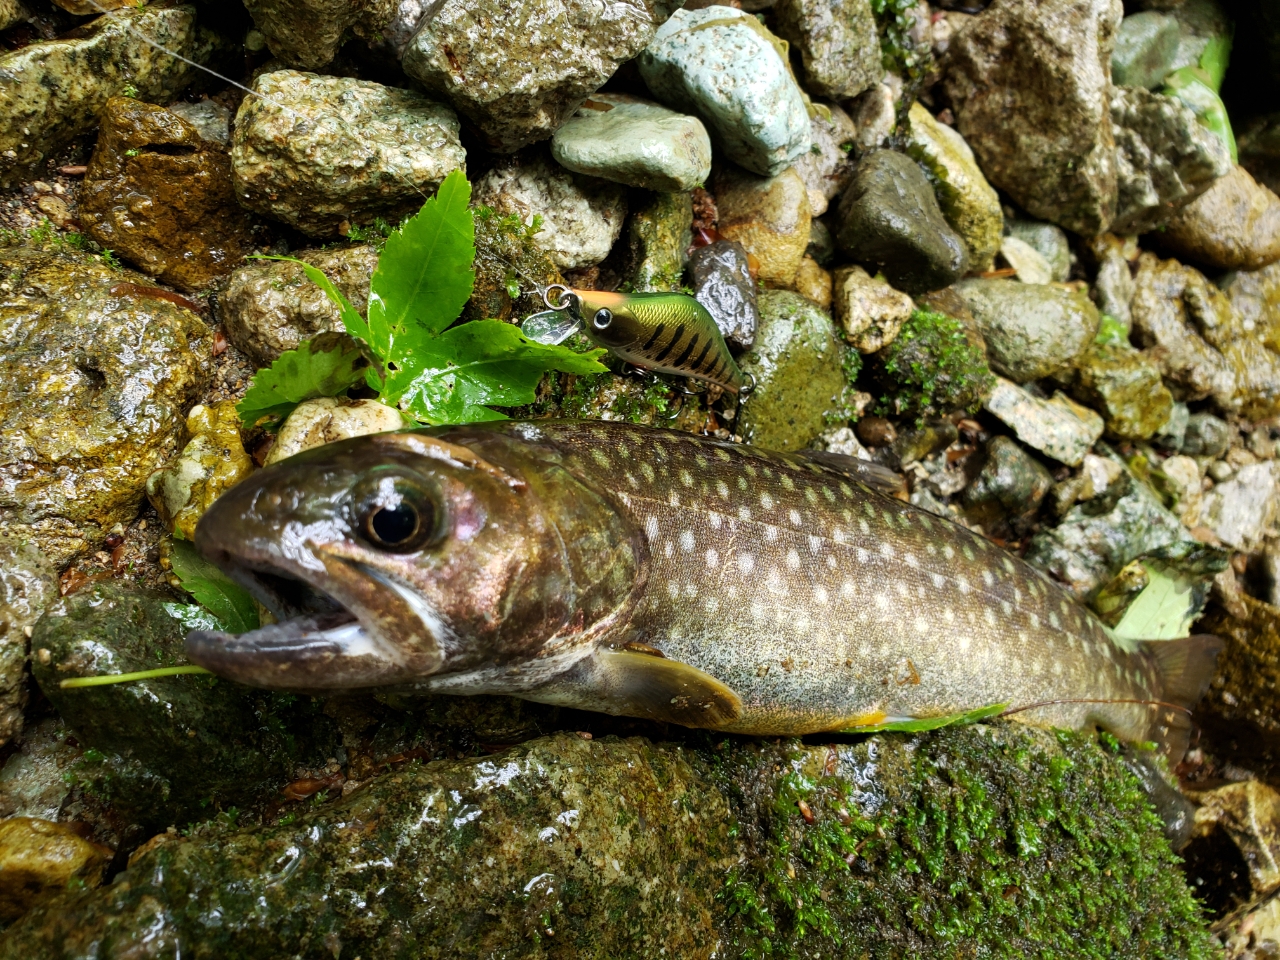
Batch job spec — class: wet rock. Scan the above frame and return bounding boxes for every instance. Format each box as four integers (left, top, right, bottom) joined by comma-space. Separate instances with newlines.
0, 537, 54, 748
688, 240, 759, 350
1201, 595, 1280, 736
469, 208, 565, 324
0, 5, 224, 188
871, 307, 993, 419
1154, 454, 1202, 528
242, 0, 388, 70
1090, 233, 1136, 329
30, 583, 339, 823
792, 256, 832, 310
1067, 342, 1174, 440
0, 818, 110, 921
832, 264, 913, 353
0, 719, 79, 822
0, 0, 26, 30
905, 102, 1003, 271
1026, 447, 1196, 594
942, 0, 1122, 235
145, 402, 254, 541
79, 98, 253, 294
771, 0, 882, 100
984, 377, 1104, 467
790, 103, 857, 217
806, 218, 834, 267
403, 0, 660, 153
834, 150, 968, 295
475, 153, 627, 272
1223, 261, 1280, 348
638, 6, 811, 177
963, 435, 1053, 534
1110, 84, 1233, 234
625, 190, 692, 292
1192, 782, 1280, 896
1051, 450, 1126, 516
1131, 253, 1280, 419
220, 245, 379, 364
231, 70, 465, 238
848, 79, 897, 153
1201, 462, 1279, 552
999, 235, 1054, 285
0, 245, 211, 568
738, 290, 848, 451
813, 424, 871, 460
1007, 219, 1072, 283
888, 419, 958, 469
551, 94, 712, 192
166, 99, 232, 148
0, 726, 1216, 957
528, 369, 708, 435
955, 279, 1099, 383
713, 165, 811, 288
266, 398, 407, 466
1155, 401, 1189, 451
1111, 11, 1181, 88
1164, 0, 1233, 82
1158, 165, 1280, 271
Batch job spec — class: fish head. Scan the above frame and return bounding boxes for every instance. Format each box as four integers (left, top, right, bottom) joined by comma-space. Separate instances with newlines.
185, 427, 642, 692
569, 289, 642, 351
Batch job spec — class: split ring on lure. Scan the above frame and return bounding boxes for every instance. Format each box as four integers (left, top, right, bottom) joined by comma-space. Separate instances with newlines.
522, 285, 751, 396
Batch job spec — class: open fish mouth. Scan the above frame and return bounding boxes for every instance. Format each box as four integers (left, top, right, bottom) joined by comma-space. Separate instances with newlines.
184, 546, 444, 692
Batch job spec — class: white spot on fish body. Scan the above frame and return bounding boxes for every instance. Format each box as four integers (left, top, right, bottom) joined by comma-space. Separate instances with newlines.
705, 597, 720, 614
680, 470, 694, 488
814, 586, 829, 604
958, 634, 971, 651
984, 608, 997, 627
716, 480, 729, 499
709, 512, 722, 530
667, 582, 680, 599
874, 593, 890, 610
738, 553, 756, 574
841, 581, 856, 599
761, 493, 775, 510
914, 617, 929, 633
858, 519, 870, 535
751, 601, 765, 620
715, 448, 732, 462
904, 553, 919, 568
641, 463, 655, 483
880, 542, 895, 560
645, 517, 660, 539
833, 527, 847, 544
982, 570, 994, 587
1028, 613, 1039, 629
789, 509, 802, 527
592, 449, 610, 467
1001, 601, 1012, 616
765, 525, 779, 542
840, 483, 853, 497
738, 476, 749, 491
808, 535, 823, 554
663, 541, 674, 558
944, 545, 956, 560
669, 491, 681, 508
804, 487, 817, 504
932, 573, 945, 588
957, 576, 971, 595
894, 582, 909, 598
1049, 612, 1060, 629
823, 487, 836, 502
625, 472, 638, 488
786, 548, 801, 570
856, 548, 870, 563
1004, 558, 1016, 574
680, 530, 695, 552
738, 505, 751, 521
781, 475, 795, 491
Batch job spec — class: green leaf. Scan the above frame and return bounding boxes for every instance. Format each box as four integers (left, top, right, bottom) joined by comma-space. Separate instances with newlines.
369, 168, 476, 378
169, 539, 260, 634
839, 702, 1009, 734
236, 333, 371, 428
396, 320, 608, 424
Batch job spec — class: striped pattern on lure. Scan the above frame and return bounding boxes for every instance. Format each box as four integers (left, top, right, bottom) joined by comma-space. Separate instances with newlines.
541, 286, 749, 394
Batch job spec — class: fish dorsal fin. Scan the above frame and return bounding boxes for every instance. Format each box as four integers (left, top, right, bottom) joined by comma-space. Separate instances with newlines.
792, 451, 906, 497
596, 648, 742, 728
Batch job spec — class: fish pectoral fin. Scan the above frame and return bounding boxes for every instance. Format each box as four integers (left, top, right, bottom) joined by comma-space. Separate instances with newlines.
837, 703, 1009, 734
791, 451, 906, 497
596, 648, 742, 728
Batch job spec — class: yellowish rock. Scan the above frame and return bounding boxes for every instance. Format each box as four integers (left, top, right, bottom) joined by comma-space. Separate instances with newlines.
905, 102, 1004, 271
1161, 165, 1280, 271
1157, 455, 1202, 528
146, 401, 254, 541
792, 256, 832, 310
1192, 781, 1280, 896
0, 817, 110, 920
714, 164, 811, 287
266, 397, 407, 465
831, 265, 914, 353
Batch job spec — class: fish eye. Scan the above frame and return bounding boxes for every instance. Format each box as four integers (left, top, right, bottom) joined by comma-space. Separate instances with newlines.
593, 308, 612, 330
353, 474, 443, 553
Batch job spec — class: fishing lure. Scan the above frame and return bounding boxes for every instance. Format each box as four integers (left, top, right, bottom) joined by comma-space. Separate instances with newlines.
522, 285, 750, 395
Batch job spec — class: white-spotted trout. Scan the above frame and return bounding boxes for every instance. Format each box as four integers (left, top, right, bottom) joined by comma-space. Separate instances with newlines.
186, 421, 1220, 758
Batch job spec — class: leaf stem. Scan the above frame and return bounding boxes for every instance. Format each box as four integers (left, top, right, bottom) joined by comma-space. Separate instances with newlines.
60, 666, 213, 689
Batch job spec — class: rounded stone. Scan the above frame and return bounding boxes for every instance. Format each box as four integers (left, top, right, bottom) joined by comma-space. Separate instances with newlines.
1111, 11, 1181, 89
1158, 165, 1280, 272
0, 817, 110, 921
687, 239, 760, 350
231, 70, 466, 238
834, 150, 969, 295
714, 164, 811, 288
956, 278, 1100, 383
638, 5, 811, 177
831, 264, 914, 354
551, 94, 712, 192
771, 0, 883, 100
266, 398, 408, 465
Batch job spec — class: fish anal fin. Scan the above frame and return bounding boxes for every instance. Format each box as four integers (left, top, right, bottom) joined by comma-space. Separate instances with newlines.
792, 451, 906, 497
1148, 634, 1224, 706
596, 648, 742, 728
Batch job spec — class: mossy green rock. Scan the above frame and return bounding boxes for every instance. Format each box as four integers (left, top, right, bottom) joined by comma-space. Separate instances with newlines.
0, 726, 1214, 957
468, 211, 565, 324
29, 583, 339, 824
626, 190, 693, 292
739, 290, 848, 451
1068, 342, 1174, 440
0, 5, 225, 188
0, 244, 211, 568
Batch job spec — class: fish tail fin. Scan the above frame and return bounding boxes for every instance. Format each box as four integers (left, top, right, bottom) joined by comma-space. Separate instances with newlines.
1146, 634, 1224, 761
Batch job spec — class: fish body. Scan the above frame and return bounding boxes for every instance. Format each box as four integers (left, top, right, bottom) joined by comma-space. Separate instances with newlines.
187, 421, 1218, 757
567, 289, 748, 394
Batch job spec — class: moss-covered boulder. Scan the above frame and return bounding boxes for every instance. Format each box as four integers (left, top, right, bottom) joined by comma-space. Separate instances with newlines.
29, 583, 340, 825
0, 726, 1213, 958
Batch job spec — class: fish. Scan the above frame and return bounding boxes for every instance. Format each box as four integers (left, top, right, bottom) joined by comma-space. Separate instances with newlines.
548, 287, 749, 394
185, 420, 1220, 759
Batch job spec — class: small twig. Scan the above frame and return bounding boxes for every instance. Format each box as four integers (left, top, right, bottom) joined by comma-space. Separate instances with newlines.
60, 666, 212, 688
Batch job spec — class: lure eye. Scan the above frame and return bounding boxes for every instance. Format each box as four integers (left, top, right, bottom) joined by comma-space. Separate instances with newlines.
353, 474, 444, 553
593, 308, 613, 330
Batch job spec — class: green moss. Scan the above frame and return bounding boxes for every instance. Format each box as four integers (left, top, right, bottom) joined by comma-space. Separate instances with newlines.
716, 726, 1215, 960
876, 308, 994, 420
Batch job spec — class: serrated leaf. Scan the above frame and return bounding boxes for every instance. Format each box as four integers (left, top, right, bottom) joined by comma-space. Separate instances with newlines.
370, 168, 476, 377
839, 703, 1009, 734
395, 320, 608, 424
236, 333, 371, 428
169, 539, 260, 634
